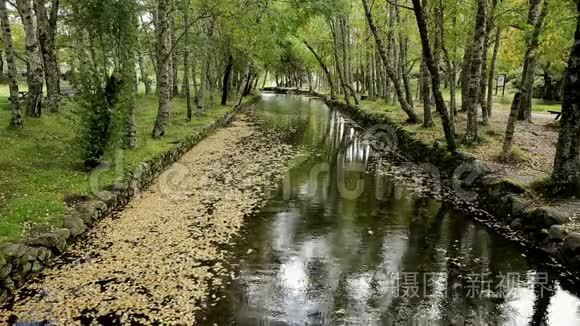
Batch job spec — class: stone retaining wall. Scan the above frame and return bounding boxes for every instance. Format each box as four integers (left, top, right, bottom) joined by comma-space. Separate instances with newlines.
275, 88, 580, 272
0, 98, 258, 295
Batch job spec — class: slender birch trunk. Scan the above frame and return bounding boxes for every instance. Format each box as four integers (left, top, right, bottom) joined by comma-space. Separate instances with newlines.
501, 0, 547, 157
16, 0, 43, 118
411, 0, 457, 151
33, 0, 59, 112
464, 0, 487, 144
1, 0, 23, 128
183, 0, 192, 121
362, 0, 419, 123
152, 0, 172, 138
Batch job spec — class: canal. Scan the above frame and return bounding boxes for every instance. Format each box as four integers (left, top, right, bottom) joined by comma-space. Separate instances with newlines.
204, 94, 580, 325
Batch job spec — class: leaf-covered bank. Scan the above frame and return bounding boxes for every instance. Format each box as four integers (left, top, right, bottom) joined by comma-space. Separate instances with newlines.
0, 113, 299, 323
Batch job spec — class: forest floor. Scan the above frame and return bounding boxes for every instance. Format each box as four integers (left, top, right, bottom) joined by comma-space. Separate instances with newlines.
359, 95, 580, 234
0, 93, 234, 243
361, 96, 560, 185
0, 114, 297, 324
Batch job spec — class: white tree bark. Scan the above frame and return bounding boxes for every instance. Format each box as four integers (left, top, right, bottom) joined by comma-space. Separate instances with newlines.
152, 0, 172, 138
33, 0, 60, 112
16, 0, 44, 117
0, 0, 23, 128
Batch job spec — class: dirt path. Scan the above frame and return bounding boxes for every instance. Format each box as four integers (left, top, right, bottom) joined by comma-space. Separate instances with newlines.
0, 115, 296, 324
452, 109, 559, 184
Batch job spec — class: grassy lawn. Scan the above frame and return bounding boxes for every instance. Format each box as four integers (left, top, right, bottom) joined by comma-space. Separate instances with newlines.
0, 85, 235, 243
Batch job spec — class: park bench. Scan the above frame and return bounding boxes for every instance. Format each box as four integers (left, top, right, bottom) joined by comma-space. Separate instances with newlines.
548, 110, 561, 121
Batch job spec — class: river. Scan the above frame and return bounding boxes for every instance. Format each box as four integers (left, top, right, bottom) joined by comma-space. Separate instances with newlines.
203, 94, 580, 326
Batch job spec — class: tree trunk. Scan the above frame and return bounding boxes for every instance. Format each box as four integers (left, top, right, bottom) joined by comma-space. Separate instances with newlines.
500, 93, 522, 160
421, 61, 433, 127
551, 0, 580, 196
460, 37, 473, 112
235, 65, 251, 107
170, 15, 178, 97
152, 0, 171, 139
183, 1, 192, 121
16, 0, 43, 118
517, 0, 548, 122
191, 57, 198, 102
464, 0, 487, 144
438, 0, 457, 117
303, 40, 336, 100
501, 0, 547, 155
124, 63, 138, 149
411, 0, 457, 151
33, 0, 60, 112
0, 50, 4, 76
138, 51, 152, 95
221, 53, 233, 105
400, 36, 413, 106
486, 26, 501, 118
479, 0, 497, 126
0, 0, 23, 128
362, 0, 419, 123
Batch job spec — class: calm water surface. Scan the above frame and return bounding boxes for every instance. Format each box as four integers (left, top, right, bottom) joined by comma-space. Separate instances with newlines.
204, 94, 580, 326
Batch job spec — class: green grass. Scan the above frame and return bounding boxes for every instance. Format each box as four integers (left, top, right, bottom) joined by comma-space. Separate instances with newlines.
0, 87, 235, 243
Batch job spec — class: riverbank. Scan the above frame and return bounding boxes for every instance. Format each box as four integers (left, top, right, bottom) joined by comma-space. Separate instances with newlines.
0, 111, 299, 323
0, 94, 259, 295
267, 88, 580, 275
0, 95, 236, 243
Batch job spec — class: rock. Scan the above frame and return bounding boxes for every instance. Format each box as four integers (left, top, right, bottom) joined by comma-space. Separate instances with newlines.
0, 263, 12, 278
31, 260, 42, 273
3, 243, 27, 258
564, 233, 580, 253
21, 247, 41, 263
2, 278, 15, 291
64, 215, 87, 237
21, 262, 32, 275
90, 200, 107, 212
76, 203, 97, 224
525, 207, 571, 229
536, 229, 550, 243
489, 178, 527, 196
548, 225, 566, 241
542, 207, 571, 225
97, 190, 117, 208
511, 218, 523, 229
53, 228, 71, 240
25, 232, 67, 253
479, 175, 498, 187
510, 196, 529, 217
37, 248, 51, 262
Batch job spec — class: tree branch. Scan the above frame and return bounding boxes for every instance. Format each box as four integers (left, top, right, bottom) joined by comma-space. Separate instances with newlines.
387, 0, 414, 11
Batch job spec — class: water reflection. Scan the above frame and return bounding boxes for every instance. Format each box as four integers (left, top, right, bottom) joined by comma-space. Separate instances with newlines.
205, 95, 580, 326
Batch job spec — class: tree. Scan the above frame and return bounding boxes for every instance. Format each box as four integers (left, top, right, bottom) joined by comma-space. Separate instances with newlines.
183, 0, 193, 120
15, 0, 44, 118
0, 0, 23, 128
361, 0, 419, 123
411, 0, 457, 151
463, 0, 488, 144
33, 0, 60, 112
501, 0, 548, 159
152, 0, 172, 139
551, 0, 580, 196
221, 53, 233, 106
516, 0, 548, 122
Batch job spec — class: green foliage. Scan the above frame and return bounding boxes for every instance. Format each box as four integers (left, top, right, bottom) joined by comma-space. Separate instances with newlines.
66, 0, 139, 167
0, 91, 233, 242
